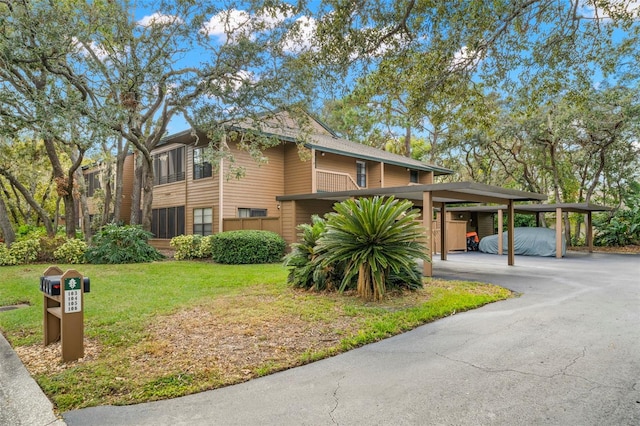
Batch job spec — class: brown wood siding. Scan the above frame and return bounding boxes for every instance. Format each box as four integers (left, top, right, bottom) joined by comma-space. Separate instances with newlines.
315, 152, 361, 187
316, 152, 356, 175
383, 164, 412, 187
368, 162, 383, 188
284, 143, 312, 194
185, 145, 218, 235
221, 142, 285, 220
294, 200, 335, 227
223, 217, 280, 233
280, 200, 297, 246
477, 212, 495, 239
420, 171, 433, 184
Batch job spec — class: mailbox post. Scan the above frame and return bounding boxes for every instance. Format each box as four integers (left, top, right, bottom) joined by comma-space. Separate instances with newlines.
41, 266, 89, 362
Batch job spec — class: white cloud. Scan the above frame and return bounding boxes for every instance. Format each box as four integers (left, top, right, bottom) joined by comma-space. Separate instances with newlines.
202, 7, 294, 43
283, 16, 317, 53
202, 9, 252, 40
138, 13, 184, 27
450, 45, 481, 71
581, 1, 640, 21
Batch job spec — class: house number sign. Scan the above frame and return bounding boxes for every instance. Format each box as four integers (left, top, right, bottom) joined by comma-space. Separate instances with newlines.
64, 278, 82, 313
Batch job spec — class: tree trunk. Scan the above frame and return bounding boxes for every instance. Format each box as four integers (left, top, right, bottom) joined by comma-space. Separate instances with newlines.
141, 155, 154, 231
74, 167, 92, 241
0, 193, 16, 246
101, 163, 113, 225
404, 126, 411, 157
112, 140, 130, 224
130, 151, 143, 225
0, 169, 55, 236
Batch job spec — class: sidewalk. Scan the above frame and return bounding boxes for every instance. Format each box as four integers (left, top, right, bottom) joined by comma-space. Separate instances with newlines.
0, 332, 64, 426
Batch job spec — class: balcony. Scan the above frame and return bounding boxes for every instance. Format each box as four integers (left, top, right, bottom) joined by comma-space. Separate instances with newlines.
316, 169, 360, 192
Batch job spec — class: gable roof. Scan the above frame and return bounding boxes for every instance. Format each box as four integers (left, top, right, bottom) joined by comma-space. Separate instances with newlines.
159, 112, 454, 176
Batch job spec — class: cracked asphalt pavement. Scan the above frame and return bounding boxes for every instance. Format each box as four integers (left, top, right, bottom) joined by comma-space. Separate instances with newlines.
64, 252, 640, 425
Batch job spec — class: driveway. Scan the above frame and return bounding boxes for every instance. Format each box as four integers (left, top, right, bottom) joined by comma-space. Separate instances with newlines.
64, 252, 640, 425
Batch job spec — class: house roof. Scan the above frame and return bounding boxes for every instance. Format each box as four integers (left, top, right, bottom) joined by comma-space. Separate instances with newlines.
159, 113, 454, 176
276, 181, 547, 205
445, 203, 612, 214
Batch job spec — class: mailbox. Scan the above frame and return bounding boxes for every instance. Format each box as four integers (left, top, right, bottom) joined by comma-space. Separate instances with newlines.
40, 266, 89, 362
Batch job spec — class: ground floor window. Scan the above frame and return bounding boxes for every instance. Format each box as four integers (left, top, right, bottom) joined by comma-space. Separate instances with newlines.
193, 208, 212, 235
238, 208, 267, 218
151, 206, 185, 239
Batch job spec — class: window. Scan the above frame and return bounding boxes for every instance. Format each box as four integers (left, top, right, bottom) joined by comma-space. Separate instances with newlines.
410, 170, 419, 183
151, 206, 185, 239
238, 208, 268, 218
85, 171, 101, 197
153, 147, 185, 185
193, 148, 212, 180
356, 161, 366, 187
193, 208, 212, 235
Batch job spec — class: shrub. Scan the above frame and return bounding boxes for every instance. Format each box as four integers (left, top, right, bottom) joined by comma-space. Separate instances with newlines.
284, 215, 342, 291
54, 239, 88, 264
0, 243, 17, 266
38, 235, 67, 262
9, 238, 40, 264
594, 181, 640, 246
211, 230, 285, 264
315, 196, 428, 301
170, 235, 213, 260
85, 224, 163, 264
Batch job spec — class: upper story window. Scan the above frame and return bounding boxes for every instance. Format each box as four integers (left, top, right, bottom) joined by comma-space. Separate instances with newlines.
238, 208, 267, 218
193, 147, 212, 180
356, 161, 366, 187
410, 170, 419, 183
153, 147, 185, 185
85, 171, 101, 197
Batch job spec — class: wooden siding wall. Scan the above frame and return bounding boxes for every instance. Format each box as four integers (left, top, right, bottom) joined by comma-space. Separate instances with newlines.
280, 199, 335, 246
184, 144, 218, 235
223, 217, 280, 233
368, 162, 383, 188
284, 143, 312, 194
420, 171, 434, 184
315, 152, 360, 184
383, 164, 413, 187
221, 142, 285, 220
477, 212, 494, 239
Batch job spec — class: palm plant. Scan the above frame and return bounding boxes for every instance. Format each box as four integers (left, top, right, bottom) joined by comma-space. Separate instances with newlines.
284, 215, 325, 289
315, 196, 429, 301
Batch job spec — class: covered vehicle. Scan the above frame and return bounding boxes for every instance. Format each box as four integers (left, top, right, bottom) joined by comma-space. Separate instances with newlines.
479, 227, 566, 257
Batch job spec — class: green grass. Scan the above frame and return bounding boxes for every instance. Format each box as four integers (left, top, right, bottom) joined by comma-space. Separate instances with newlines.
0, 261, 512, 412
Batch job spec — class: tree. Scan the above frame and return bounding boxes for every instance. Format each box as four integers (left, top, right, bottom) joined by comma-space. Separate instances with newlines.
0, 1, 112, 238
1, 1, 317, 234
306, 0, 640, 176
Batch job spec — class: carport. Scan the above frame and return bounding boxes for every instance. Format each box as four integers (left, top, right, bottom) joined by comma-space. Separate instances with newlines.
446, 203, 612, 258
276, 182, 547, 276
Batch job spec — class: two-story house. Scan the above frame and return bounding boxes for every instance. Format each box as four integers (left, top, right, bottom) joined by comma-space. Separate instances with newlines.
84, 111, 550, 276
147, 111, 453, 247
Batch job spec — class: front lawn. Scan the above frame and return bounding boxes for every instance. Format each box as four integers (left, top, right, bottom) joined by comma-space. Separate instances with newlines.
0, 261, 512, 412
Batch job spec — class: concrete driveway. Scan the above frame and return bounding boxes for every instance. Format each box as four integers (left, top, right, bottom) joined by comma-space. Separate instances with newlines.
64, 252, 640, 425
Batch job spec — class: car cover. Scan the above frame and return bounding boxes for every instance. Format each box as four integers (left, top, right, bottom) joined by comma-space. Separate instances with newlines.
478, 227, 566, 257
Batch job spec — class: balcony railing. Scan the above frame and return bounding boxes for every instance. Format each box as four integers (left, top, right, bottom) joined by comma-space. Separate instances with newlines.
316, 169, 360, 192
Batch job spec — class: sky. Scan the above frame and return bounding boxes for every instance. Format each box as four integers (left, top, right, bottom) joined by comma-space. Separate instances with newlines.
127, 1, 640, 136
